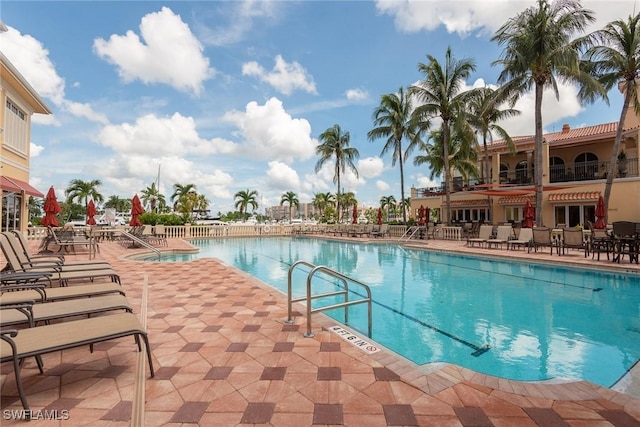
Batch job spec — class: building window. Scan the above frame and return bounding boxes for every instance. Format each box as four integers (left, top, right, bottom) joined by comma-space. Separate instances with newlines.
504, 206, 522, 222
549, 156, 566, 182
4, 98, 28, 154
515, 160, 530, 184
574, 152, 599, 181
554, 204, 596, 227
2, 192, 22, 231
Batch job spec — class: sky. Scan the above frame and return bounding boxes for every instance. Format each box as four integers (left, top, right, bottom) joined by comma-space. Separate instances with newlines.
1, 0, 637, 215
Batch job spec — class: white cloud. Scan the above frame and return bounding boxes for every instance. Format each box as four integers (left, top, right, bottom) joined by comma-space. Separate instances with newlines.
358, 157, 385, 178
376, 180, 390, 192
265, 161, 301, 190
416, 175, 440, 188
63, 100, 109, 125
30, 143, 45, 157
242, 55, 317, 95
93, 7, 214, 95
345, 88, 369, 102
223, 97, 317, 163
96, 112, 236, 156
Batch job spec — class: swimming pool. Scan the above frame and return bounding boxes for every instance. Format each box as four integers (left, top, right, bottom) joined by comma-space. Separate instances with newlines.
141, 237, 640, 387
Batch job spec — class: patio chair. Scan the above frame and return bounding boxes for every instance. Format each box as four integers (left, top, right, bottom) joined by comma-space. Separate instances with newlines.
532, 227, 557, 255
153, 224, 168, 246
370, 224, 389, 238
0, 310, 154, 416
1, 294, 132, 327
507, 228, 533, 251
467, 225, 493, 248
559, 228, 589, 257
591, 229, 613, 261
485, 225, 514, 249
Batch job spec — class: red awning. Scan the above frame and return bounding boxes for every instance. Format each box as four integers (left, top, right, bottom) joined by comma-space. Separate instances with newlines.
0, 176, 44, 198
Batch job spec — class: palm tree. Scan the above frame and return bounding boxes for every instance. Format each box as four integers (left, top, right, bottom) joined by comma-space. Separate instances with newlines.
140, 182, 166, 213
410, 47, 476, 225
280, 191, 299, 223
312, 192, 335, 219
584, 13, 640, 223
491, 0, 601, 226
340, 191, 358, 221
315, 124, 359, 222
368, 87, 423, 224
170, 183, 197, 215
380, 195, 397, 221
104, 195, 130, 213
234, 189, 258, 218
65, 179, 104, 213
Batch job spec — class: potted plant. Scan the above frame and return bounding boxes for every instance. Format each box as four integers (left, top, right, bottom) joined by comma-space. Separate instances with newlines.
618, 150, 628, 176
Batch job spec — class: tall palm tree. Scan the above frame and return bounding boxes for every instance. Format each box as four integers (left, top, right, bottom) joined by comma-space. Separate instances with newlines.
410, 47, 476, 224
380, 195, 397, 221
340, 191, 358, 221
584, 13, 640, 223
104, 195, 130, 213
491, 0, 601, 226
65, 179, 104, 213
171, 183, 197, 215
140, 182, 166, 213
367, 87, 423, 224
315, 124, 359, 222
280, 191, 299, 223
234, 189, 258, 217
312, 192, 335, 219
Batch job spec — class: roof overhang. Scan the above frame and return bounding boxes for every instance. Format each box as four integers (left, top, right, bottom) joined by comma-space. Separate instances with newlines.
1, 176, 44, 198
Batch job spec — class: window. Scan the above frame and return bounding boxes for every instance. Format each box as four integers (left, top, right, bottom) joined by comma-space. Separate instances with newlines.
4, 98, 28, 154
554, 204, 596, 227
515, 161, 530, 184
574, 153, 599, 181
2, 192, 22, 231
504, 206, 522, 222
549, 157, 566, 182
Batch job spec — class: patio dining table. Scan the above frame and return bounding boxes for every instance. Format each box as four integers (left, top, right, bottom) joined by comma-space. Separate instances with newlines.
611, 235, 639, 264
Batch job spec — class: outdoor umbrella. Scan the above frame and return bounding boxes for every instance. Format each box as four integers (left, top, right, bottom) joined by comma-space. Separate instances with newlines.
594, 195, 606, 229
86, 200, 97, 225
41, 186, 61, 227
522, 199, 535, 228
352, 205, 358, 224
425, 207, 431, 225
418, 205, 426, 226
377, 208, 383, 225
129, 194, 144, 226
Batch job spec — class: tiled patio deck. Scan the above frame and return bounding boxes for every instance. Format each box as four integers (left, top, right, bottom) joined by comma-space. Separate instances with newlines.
2, 235, 640, 426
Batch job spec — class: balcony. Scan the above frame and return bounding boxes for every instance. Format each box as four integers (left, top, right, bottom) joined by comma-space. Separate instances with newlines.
549, 158, 638, 183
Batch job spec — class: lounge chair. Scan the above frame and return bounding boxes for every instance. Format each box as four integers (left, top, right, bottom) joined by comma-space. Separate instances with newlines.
0, 234, 121, 286
1, 281, 125, 305
0, 310, 154, 416
559, 228, 589, 257
467, 225, 493, 248
532, 227, 557, 255
1, 294, 132, 327
507, 228, 533, 251
485, 225, 514, 249
370, 224, 389, 238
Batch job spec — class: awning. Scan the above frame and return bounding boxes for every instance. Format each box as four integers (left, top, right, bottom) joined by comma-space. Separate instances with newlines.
548, 191, 601, 203
442, 198, 489, 207
0, 176, 44, 198
498, 194, 536, 205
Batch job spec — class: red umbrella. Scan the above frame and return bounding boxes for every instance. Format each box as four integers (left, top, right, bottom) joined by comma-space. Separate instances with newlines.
130, 194, 144, 226
86, 200, 97, 225
594, 195, 606, 229
425, 207, 431, 224
522, 199, 535, 228
418, 205, 426, 226
377, 208, 383, 225
352, 205, 358, 224
41, 186, 61, 227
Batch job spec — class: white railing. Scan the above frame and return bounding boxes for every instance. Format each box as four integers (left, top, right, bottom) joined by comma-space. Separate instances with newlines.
439, 226, 463, 240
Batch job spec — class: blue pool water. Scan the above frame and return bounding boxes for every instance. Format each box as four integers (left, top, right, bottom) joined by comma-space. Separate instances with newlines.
142, 237, 640, 387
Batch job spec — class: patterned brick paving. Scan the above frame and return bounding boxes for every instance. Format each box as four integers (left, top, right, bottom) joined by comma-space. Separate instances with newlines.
1, 236, 640, 426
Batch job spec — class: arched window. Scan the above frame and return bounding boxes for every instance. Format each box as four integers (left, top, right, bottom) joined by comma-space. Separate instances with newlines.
549, 156, 565, 182
574, 153, 598, 181
515, 160, 530, 184
499, 164, 508, 183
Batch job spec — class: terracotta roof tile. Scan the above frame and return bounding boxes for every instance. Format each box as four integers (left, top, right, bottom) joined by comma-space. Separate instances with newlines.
443, 199, 489, 207
498, 195, 536, 205
548, 191, 601, 202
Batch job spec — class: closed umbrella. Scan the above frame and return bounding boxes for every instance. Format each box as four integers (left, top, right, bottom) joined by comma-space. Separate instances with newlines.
522, 199, 535, 228
41, 186, 61, 227
377, 208, 383, 225
129, 194, 144, 226
594, 196, 606, 229
352, 205, 358, 224
86, 200, 97, 225
418, 205, 426, 226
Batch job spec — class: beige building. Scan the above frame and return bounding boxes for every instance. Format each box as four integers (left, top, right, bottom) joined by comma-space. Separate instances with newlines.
411, 107, 640, 227
1, 51, 52, 232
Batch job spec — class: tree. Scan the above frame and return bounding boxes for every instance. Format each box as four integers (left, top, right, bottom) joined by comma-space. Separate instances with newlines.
584, 13, 640, 223
104, 195, 130, 213
234, 189, 258, 217
280, 191, 299, 223
65, 179, 104, 214
340, 191, 358, 221
140, 182, 166, 213
380, 195, 397, 221
492, 0, 601, 225
171, 183, 197, 215
410, 47, 476, 224
315, 124, 359, 222
368, 87, 422, 224
312, 192, 335, 219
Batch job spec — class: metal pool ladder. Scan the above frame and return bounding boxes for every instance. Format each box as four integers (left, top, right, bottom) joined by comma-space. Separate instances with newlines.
285, 260, 372, 338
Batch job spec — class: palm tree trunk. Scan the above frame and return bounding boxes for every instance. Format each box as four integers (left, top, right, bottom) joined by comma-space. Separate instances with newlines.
336, 172, 341, 223
534, 82, 544, 226
398, 143, 407, 224
603, 79, 633, 224
443, 122, 452, 225
483, 136, 492, 221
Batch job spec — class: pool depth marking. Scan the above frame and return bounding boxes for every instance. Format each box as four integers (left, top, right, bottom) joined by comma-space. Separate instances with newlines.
329, 326, 380, 354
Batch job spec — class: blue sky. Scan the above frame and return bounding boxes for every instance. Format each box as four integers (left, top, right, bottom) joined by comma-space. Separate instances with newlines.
1, 0, 636, 214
